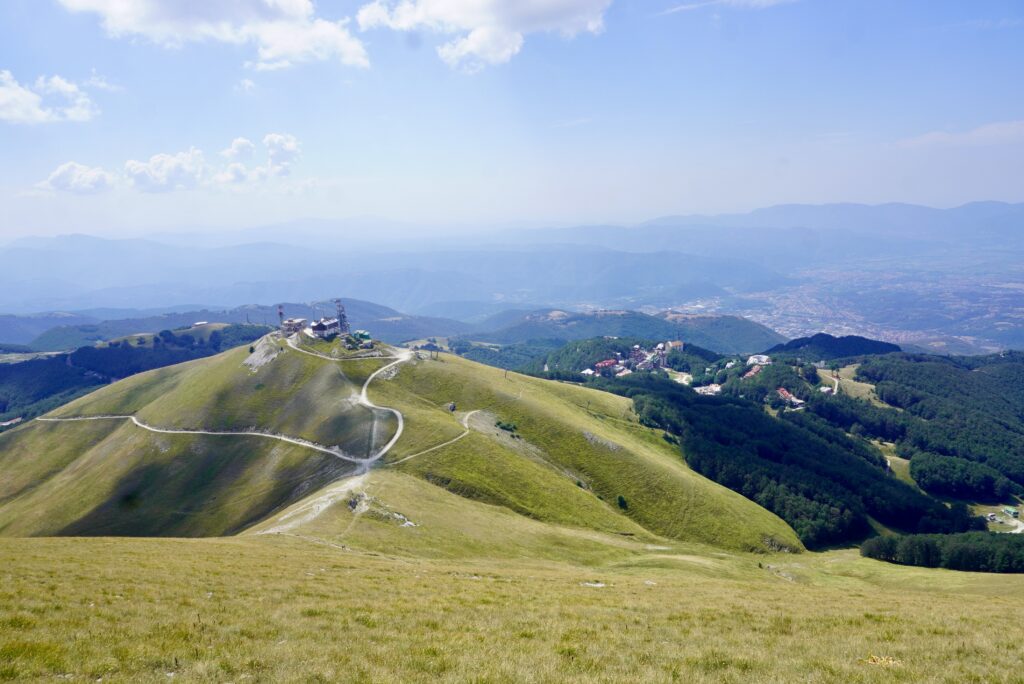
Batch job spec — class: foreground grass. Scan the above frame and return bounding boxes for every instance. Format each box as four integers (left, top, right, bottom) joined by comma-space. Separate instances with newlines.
2, 536, 1023, 683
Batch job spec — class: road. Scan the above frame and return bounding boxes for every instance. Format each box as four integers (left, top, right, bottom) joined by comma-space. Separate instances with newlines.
386, 409, 481, 467
36, 343, 415, 466
36, 414, 373, 464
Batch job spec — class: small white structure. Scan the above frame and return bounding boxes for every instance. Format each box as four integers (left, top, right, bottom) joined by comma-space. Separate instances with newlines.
282, 318, 307, 335
580, 368, 596, 376
694, 384, 722, 396
309, 317, 341, 339
747, 354, 772, 366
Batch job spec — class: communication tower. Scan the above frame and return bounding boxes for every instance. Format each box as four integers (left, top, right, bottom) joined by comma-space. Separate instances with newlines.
334, 299, 350, 335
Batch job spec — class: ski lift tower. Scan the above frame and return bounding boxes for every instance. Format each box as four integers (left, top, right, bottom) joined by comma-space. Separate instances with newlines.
334, 299, 350, 335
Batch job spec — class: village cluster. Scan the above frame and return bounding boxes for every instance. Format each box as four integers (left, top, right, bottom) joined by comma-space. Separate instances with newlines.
579, 345, 825, 411
579, 340, 685, 379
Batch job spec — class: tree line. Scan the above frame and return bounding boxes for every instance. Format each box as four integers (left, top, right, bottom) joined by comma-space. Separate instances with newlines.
862, 532, 1024, 573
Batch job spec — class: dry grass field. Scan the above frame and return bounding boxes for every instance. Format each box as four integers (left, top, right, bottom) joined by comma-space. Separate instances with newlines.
2, 536, 1024, 683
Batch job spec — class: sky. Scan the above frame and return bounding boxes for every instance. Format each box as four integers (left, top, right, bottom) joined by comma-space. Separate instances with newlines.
1, 0, 1023, 238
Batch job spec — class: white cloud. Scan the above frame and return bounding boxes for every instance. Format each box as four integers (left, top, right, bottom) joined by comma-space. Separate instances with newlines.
39, 162, 116, 193
214, 162, 251, 185
438, 26, 524, 71
236, 78, 257, 93
222, 137, 256, 160
660, 0, 796, 14
84, 69, 122, 92
34, 133, 307, 195
898, 120, 1024, 149
124, 148, 206, 192
58, 0, 369, 70
0, 70, 98, 124
263, 132, 300, 175
357, 0, 611, 70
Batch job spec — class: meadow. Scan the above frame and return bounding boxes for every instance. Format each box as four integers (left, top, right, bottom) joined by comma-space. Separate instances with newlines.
2, 535, 1023, 683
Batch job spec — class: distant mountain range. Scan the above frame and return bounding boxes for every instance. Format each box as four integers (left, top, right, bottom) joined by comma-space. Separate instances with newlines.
18, 300, 470, 351
4, 201, 1023, 353
0, 234, 783, 315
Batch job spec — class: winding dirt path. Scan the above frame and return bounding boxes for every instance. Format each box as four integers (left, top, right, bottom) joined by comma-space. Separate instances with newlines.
36, 344, 415, 467
36, 414, 371, 464
386, 409, 481, 467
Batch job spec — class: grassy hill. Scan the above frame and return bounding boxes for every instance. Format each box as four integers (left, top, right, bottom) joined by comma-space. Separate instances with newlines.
0, 333, 798, 552
0, 338, 395, 537
2, 335, 1024, 681
0, 324, 269, 430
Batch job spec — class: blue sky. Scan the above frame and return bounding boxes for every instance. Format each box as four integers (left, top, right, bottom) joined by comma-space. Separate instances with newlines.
1, 0, 1023, 237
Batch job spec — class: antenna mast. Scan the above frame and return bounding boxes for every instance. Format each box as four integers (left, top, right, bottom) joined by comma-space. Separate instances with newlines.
334, 298, 349, 335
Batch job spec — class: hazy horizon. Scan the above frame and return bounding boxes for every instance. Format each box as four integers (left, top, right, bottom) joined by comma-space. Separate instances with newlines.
3, 0, 1024, 238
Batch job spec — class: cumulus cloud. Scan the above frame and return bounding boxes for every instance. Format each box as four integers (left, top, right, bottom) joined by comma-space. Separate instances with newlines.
58, 0, 369, 70
125, 148, 206, 192
661, 0, 797, 13
222, 137, 256, 160
898, 120, 1024, 149
263, 132, 300, 175
214, 162, 251, 185
38, 161, 116, 193
35, 133, 306, 194
357, 0, 611, 70
0, 70, 98, 124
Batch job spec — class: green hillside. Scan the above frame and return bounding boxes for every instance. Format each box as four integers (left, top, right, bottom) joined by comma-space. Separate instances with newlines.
0, 334, 798, 552
0, 336, 396, 537
3, 335, 1024, 682
0, 324, 269, 429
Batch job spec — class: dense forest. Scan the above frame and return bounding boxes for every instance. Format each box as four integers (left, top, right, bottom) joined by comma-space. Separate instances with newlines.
0, 325, 268, 427
767, 333, 901, 361
803, 353, 1024, 497
448, 338, 563, 371
862, 532, 1024, 573
591, 373, 983, 548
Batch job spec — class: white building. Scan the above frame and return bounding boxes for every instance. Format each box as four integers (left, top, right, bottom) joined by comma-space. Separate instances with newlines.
746, 354, 772, 366
309, 317, 341, 339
